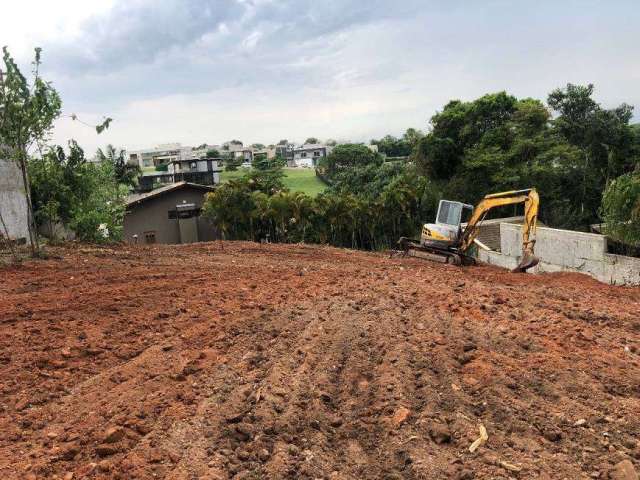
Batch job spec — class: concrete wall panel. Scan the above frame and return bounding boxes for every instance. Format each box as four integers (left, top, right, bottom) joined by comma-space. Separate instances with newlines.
0, 158, 30, 242
478, 222, 640, 285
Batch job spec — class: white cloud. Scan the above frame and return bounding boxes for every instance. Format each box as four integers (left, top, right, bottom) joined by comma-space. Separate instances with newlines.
2, 0, 639, 156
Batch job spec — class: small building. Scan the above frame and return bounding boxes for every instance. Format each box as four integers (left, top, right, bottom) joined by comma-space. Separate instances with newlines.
0, 157, 30, 244
123, 182, 217, 245
292, 144, 332, 168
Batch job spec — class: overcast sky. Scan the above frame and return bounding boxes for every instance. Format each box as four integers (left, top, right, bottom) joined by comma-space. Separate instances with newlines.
2, 0, 639, 155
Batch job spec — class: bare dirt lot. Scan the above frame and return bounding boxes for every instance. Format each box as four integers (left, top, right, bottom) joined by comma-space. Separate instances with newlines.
1, 242, 639, 479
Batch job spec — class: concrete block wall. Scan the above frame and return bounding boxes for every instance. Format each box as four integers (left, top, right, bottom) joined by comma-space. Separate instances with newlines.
0, 158, 30, 242
477, 222, 640, 286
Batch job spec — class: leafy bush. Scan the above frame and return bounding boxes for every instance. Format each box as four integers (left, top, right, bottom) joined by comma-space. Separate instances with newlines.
29, 142, 127, 243
601, 173, 640, 247
203, 164, 439, 250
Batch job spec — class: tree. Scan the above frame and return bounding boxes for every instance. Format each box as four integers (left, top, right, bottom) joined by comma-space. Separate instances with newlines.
0, 47, 62, 254
246, 153, 288, 199
206, 149, 220, 158
96, 144, 141, 188
323, 144, 382, 176
277, 139, 289, 145
224, 156, 242, 171
251, 143, 265, 150
326, 139, 337, 146
600, 173, 640, 249
371, 135, 412, 157
30, 141, 127, 242
305, 137, 319, 145
548, 83, 637, 221
229, 139, 243, 146
403, 128, 424, 148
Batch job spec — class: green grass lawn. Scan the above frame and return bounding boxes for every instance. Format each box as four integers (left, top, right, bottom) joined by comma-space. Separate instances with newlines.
220, 168, 327, 197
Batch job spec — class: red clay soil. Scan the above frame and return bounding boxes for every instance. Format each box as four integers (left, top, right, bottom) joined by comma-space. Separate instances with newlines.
1, 242, 639, 480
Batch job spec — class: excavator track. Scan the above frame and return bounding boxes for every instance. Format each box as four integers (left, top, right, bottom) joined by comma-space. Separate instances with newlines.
398, 237, 475, 266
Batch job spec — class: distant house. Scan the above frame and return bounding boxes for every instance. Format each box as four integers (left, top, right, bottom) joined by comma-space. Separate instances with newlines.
137, 157, 222, 192
128, 143, 193, 169
0, 157, 29, 244
123, 182, 216, 245
292, 144, 332, 168
276, 144, 296, 166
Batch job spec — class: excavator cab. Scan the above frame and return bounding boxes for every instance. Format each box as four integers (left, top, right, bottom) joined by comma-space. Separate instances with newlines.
420, 200, 473, 247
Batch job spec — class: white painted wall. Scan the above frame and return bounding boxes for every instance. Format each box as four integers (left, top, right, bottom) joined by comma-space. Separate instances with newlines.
0, 158, 30, 242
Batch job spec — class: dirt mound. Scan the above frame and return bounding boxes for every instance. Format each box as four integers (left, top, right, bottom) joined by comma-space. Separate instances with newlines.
1, 242, 639, 479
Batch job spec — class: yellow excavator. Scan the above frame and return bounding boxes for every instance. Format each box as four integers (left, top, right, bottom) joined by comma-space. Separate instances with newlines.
398, 188, 539, 272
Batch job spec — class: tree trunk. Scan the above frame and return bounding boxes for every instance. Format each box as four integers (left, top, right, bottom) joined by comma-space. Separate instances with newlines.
0, 209, 19, 262
17, 154, 39, 256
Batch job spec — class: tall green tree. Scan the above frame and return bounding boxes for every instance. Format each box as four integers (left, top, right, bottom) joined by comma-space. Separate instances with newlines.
548, 83, 637, 221
322, 143, 382, 176
0, 47, 62, 253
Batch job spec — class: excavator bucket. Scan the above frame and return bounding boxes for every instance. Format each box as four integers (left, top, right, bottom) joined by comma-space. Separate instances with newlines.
512, 252, 539, 273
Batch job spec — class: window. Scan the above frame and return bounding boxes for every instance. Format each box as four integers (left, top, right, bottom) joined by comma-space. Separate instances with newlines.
144, 231, 157, 244
436, 201, 463, 226
313, 150, 320, 157
301, 152, 307, 158
190, 162, 197, 170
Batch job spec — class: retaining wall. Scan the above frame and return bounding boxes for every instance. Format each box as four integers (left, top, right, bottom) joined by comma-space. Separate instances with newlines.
0, 158, 29, 242
478, 223, 640, 286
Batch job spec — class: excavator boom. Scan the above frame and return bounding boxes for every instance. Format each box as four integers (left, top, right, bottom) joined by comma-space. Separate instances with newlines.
459, 188, 539, 272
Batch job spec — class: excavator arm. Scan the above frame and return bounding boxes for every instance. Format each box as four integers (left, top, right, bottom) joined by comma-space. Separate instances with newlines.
458, 188, 539, 272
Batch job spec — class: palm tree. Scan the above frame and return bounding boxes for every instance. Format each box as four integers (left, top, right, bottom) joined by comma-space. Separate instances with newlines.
96, 145, 141, 188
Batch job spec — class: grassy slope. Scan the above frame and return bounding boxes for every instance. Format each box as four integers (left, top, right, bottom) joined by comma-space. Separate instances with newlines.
220, 168, 327, 197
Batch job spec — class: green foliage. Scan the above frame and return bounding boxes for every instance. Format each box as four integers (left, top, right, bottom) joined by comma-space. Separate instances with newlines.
69, 160, 127, 243
253, 154, 285, 171
29, 142, 127, 242
0, 47, 62, 158
0, 47, 62, 251
205, 149, 220, 158
601, 173, 640, 248
304, 137, 319, 144
96, 144, 141, 187
412, 87, 639, 229
323, 143, 383, 176
224, 155, 242, 171
371, 129, 422, 157
203, 164, 438, 250
244, 165, 285, 195
329, 162, 406, 198
95, 117, 112, 134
